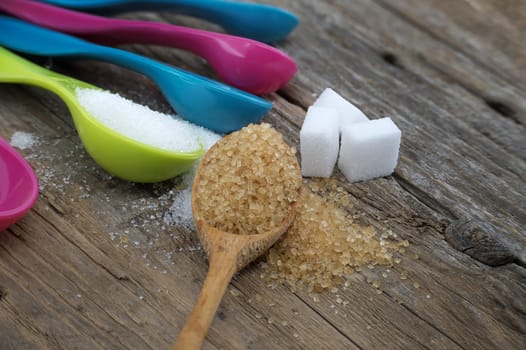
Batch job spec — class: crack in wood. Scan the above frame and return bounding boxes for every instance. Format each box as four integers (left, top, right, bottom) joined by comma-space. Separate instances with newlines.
484, 99, 516, 119
416, 54, 525, 127
32, 208, 137, 286
383, 289, 469, 350
426, 269, 526, 339
374, 291, 439, 350
44, 200, 66, 217
7, 227, 26, 242
380, 51, 404, 69
294, 294, 365, 350
445, 219, 524, 267
277, 89, 309, 111
392, 174, 456, 219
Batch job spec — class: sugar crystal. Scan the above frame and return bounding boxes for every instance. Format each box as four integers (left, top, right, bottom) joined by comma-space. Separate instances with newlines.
76, 88, 203, 153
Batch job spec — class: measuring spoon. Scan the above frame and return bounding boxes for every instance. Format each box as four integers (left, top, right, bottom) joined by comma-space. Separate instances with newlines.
172, 127, 302, 349
0, 47, 204, 183
0, 135, 39, 231
0, 16, 272, 133
39, 0, 299, 43
0, 0, 297, 95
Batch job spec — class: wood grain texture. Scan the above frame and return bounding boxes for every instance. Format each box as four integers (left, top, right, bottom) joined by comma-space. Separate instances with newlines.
1, 1, 525, 349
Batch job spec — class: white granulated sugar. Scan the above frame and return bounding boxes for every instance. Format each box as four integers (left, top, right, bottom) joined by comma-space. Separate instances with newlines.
300, 106, 340, 178
313, 88, 368, 131
10, 131, 38, 149
164, 187, 194, 230
196, 127, 222, 151
76, 88, 201, 153
338, 117, 401, 182
164, 129, 222, 230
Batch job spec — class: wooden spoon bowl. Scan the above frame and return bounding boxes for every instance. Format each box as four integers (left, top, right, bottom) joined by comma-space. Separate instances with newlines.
172, 125, 301, 350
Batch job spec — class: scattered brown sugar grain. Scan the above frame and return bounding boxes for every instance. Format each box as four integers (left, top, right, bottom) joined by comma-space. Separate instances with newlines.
193, 123, 301, 235
261, 180, 408, 293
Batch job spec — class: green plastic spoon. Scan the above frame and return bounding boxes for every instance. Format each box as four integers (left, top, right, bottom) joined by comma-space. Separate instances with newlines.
0, 47, 204, 183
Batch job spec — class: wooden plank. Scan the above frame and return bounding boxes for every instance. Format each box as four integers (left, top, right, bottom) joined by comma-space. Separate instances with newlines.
378, 0, 526, 89
0, 1, 525, 349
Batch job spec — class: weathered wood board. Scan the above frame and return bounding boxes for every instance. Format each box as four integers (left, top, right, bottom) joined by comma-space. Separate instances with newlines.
0, 1, 524, 349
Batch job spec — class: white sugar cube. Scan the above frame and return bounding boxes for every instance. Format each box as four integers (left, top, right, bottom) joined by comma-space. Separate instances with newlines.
313, 88, 368, 131
338, 117, 401, 182
300, 106, 340, 177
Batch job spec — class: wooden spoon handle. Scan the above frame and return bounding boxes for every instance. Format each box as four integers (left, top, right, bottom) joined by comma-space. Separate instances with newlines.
172, 254, 237, 350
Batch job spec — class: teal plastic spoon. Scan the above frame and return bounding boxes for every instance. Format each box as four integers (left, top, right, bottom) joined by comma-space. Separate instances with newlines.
39, 0, 299, 43
0, 47, 203, 183
0, 16, 271, 133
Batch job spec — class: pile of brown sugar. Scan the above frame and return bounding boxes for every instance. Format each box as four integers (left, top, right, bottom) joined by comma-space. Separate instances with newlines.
261, 180, 408, 293
193, 123, 302, 235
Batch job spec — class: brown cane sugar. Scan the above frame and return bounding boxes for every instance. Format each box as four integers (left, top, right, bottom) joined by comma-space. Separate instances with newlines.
193, 123, 302, 235
261, 179, 408, 293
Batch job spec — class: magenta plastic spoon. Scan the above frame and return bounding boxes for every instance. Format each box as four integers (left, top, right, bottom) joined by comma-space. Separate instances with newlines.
0, 135, 39, 231
0, 0, 297, 95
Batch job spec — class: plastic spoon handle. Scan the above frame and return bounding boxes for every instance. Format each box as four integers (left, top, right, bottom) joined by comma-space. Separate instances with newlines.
39, 0, 298, 43
0, 0, 297, 94
0, 16, 157, 78
0, 45, 95, 108
0, 16, 272, 132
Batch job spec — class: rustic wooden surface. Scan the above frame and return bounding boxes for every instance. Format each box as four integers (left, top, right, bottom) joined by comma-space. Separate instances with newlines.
1, 0, 525, 349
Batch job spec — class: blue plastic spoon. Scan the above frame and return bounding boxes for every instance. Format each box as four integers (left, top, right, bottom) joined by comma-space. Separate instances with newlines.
0, 16, 271, 133
39, 0, 298, 43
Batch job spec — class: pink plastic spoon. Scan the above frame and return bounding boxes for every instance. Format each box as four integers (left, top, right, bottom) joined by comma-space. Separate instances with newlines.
0, 136, 39, 231
0, 0, 297, 95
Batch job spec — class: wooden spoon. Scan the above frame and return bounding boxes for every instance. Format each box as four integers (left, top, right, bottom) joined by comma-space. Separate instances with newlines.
172, 126, 301, 350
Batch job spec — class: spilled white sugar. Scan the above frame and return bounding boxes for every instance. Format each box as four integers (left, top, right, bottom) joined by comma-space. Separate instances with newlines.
10, 131, 38, 149
164, 186, 194, 230
164, 126, 222, 230
75, 88, 202, 153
